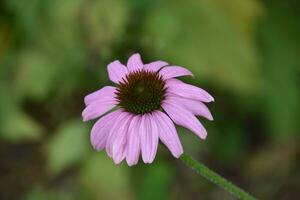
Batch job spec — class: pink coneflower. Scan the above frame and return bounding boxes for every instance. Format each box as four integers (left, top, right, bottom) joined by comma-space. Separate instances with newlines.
82, 53, 214, 166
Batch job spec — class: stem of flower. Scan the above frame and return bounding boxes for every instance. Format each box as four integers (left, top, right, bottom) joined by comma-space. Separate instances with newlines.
180, 153, 257, 200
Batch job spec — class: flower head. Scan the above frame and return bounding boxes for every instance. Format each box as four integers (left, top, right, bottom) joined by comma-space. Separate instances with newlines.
82, 53, 214, 166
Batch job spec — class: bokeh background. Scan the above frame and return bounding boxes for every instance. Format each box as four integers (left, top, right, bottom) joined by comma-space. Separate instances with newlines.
0, 0, 300, 199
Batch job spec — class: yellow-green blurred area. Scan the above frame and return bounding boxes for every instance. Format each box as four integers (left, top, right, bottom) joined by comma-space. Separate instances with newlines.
0, 0, 299, 199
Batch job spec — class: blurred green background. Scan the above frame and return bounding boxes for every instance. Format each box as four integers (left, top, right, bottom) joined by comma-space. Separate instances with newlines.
0, 0, 299, 199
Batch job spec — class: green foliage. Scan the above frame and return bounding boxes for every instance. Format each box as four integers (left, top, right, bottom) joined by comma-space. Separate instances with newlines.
260, 2, 300, 138
131, 160, 174, 200
143, 0, 263, 93
14, 50, 59, 101
0, 86, 43, 141
80, 154, 132, 200
4, 0, 42, 42
23, 187, 56, 200
81, 0, 129, 50
212, 125, 247, 164
46, 120, 89, 175
0, 0, 299, 199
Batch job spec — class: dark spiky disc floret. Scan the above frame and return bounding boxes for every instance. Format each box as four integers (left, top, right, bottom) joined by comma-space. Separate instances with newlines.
115, 70, 166, 115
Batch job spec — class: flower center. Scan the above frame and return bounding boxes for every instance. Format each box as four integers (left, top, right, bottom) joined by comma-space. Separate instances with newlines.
116, 70, 166, 115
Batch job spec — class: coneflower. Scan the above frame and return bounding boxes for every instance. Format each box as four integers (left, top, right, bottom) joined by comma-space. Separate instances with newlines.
82, 53, 214, 166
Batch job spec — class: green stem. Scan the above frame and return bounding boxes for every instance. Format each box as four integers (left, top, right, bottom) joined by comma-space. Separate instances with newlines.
180, 153, 257, 200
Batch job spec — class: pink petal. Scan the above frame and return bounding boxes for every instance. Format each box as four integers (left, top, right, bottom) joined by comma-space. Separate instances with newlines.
126, 116, 141, 166
107, 60, 128, 84
166, 79, 214, 102
127, 53, 144, 72
159, 66, 193, 80
90, 110, 122, 151
144, 61, 168, 72
106, 111, 132, 164
84, 86, 117, 106
140, 114, 159, 164
162, 101, 207, 139
166, 95, 213, 121
153, 111, 183, 158
82, 98, 117, 121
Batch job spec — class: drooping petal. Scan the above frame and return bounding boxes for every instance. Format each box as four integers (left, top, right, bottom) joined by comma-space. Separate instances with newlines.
105, 112, 128, 157
126, 116, 141, 166
166, 95, 213, 121
127, 53, 144, 72
111, 118, 132, 165
148, 114, 160, 162
153, 111, 183, 158
90, 110, 122, 151
84, 86, 117, 106
162, 101, 207, 139
144, 61, 168, 72
82, 98, 117, 121
159, 66, 193, 80
140, 114, 159, 164
106, 111, 132, 164
166, 79, 214, 102
107, 60, 128, 84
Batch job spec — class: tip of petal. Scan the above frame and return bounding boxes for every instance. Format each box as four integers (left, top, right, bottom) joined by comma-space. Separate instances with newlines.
82, 110, 91, 121
176, 152, 184, 159
144, 160, 155, 164
91, 143, 101, 152
141, 155, 156, 164
82, 115, 89, 122
206, 113, 214, 121
127, 160, 138, 166
108, 60, 121, 68
132, 53, 141, 57
113, 160, 123, 165
187, 70, 194, 76
205, 96, 215, 103
127, 53, 142, 64
112, 152, 125, 165
173, 150, 184, 159
200, 133, 207, 140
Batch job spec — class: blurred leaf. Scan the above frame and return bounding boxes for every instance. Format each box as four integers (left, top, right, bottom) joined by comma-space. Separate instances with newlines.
14, 50, 58, 101
80, 154, 132, 200
0, 85, 43, 142
0, 21, 11, 56
13, 0, 88, 102
23, 187, 54, 200
131, 161, 174, 200
211, 126, 247, 164
48, 0, 129, 60
143, 0, 262, 93
13, 34, 87, 101
47, 0, 83, 25
177, 127, 207, 156
23, 186, 79, 200
82, 0, 129, 52
216, 0, 263, 36
3, 0, 41, 43
244, 140, 298, 198
46, 120, 89, 175
13, 0, 130, 102
260, 2, 300, 138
